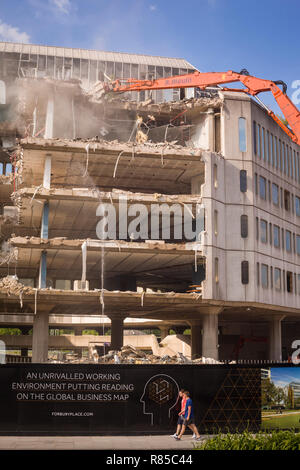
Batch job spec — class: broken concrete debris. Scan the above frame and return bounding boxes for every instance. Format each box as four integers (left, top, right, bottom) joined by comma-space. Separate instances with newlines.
0, 275, 34, 308
87, 344, 228, 365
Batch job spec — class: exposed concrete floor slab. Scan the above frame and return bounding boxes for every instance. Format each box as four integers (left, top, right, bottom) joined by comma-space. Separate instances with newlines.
0, 435, 202, 450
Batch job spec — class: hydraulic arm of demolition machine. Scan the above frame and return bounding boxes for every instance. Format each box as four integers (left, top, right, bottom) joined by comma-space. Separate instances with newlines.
104, 69, 300, 145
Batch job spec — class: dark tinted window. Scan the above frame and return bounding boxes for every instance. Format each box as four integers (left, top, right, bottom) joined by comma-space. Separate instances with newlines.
241, 215, 248, 238
241, 261, 249, 284
253, 121, 257, 154
240, 170, 247, 192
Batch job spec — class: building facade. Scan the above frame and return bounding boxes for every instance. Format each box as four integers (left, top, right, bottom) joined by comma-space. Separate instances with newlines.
0, 41, 300, 363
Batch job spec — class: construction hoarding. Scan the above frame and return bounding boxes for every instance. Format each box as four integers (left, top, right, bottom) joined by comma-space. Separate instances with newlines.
0, 364, 261, 434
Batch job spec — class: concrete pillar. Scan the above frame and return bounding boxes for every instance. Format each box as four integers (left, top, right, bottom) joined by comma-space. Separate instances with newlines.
207, 107, 215, 152
159, 326, 170, 340
44, 99, 54, 139
189, 321, 202, 359
269, 316, 285, 361
43, 155, 52, 189
32, 308, 49, 363
108, 315, 125, 351
202, 314, 219, 360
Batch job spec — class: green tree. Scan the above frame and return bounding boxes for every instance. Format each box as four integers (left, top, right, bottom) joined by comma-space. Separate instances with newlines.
0, 328, 21, 336
262, 379, 280, 407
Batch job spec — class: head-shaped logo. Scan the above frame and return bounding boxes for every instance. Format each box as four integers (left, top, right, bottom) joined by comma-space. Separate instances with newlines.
140, 374, 179, 426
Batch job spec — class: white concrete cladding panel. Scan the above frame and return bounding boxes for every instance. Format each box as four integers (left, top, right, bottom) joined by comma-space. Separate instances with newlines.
220, 92, 252, 160
190, 115, 210, 150
224, 159, 253, 206
225, 251, 246, 302
224, 205, 253, 252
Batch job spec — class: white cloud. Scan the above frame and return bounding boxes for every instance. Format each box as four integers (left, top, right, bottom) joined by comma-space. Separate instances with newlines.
50, 0, 71, 14
0, 20, 30, 43
149, 4, 157, 11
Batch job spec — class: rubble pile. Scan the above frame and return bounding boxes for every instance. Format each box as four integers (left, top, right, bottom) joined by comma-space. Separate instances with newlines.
0, 275, 34, 307
0, 174, 13, 185
87, 81, 222, 113
91, 344, 228, 365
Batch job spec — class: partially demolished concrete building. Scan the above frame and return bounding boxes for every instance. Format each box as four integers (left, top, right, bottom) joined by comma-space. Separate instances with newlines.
1, 42, 300, 363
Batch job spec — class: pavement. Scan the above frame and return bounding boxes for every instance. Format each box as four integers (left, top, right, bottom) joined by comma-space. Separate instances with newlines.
0, 435, 206, 450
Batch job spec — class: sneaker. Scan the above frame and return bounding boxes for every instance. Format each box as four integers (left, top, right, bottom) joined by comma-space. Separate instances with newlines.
192, 434, 196, 439
195, 437, 202, 441
174, 436, 181, 441
170, 433, 178, 438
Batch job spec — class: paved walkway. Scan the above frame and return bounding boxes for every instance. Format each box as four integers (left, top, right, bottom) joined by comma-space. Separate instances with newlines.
0, 435, 205, 450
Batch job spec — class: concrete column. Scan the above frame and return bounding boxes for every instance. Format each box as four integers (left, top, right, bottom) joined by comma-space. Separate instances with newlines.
43, 155, 52, 189
109, 315, 125, 351
32, 308, 49, 363
207, 107, 215, 152
269, 316, 285, 361
44, 99, 54, 139
189, 321, 202, 359
159, 326, 170, 340
202, 314, 219, 360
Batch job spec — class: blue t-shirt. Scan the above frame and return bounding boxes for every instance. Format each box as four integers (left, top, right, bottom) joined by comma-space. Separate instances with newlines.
184, 398, 194, 419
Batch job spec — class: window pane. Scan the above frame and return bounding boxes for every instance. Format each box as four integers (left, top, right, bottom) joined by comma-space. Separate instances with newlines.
287, 271, 293, 293
239, 117, 246, 152
270, 134, 273, 166
241, 215, 248, 238
284, 190, 290, 211
261, 127, 265, 160
273, 225, 280, 248
274, 268, 281, 290
297, 235, 300, 255
272, 183, 279, 205
5, 163, 12, 175
274, 137, 278, 168
296, 196, 300, 216
261, 264, 268, 288
259, 176, 266, 199
257, 125, 261, 158
240, 170, 247, 192
253, 121, 257, 155
241, 261, 249, 284
260, 220, 268, 243
286, 230, 291, 251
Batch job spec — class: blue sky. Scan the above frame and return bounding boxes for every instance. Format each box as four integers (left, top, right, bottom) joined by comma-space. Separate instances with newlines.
271, 368, 300, 388
0, 0, 300, 108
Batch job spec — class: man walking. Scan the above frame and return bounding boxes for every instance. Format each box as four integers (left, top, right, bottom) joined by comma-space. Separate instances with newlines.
175, 391, 201, 441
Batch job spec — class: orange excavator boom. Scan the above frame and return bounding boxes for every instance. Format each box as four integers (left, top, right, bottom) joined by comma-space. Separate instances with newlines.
105, 69, 300, 145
